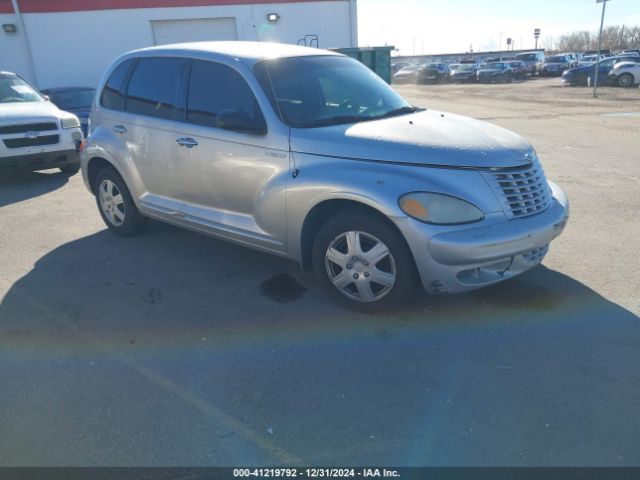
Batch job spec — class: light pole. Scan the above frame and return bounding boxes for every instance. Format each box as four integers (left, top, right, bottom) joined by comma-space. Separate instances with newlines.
593, 0, 611, 98
534, 28, 540, 49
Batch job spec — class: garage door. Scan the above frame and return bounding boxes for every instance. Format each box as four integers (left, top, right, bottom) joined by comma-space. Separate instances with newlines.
151, 18, 238, 45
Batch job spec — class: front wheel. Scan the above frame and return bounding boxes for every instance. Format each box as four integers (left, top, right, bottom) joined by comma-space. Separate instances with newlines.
617, 73, 634, 88
312, 211, 418, 310
95, 167, 147, 236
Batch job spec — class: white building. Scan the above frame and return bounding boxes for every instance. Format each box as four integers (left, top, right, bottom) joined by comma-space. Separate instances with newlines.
0, 0, 358, 89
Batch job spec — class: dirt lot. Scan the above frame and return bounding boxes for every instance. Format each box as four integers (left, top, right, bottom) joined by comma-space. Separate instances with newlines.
1, 77, 639, 466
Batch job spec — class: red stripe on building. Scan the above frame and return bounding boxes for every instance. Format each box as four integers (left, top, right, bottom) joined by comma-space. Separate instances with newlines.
0, 0, 342, 14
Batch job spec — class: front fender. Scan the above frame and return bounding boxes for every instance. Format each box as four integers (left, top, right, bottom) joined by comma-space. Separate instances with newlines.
285, 153, 501, 262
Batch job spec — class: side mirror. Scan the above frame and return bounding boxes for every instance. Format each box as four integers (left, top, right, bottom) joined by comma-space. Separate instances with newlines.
43, 95, 50, 102
216, 109, 266, 134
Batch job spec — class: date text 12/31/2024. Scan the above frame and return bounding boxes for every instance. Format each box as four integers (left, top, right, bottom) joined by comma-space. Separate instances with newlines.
233, 469, 400, 478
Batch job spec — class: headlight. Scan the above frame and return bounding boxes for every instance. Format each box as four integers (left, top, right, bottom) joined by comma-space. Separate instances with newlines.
61, 115, 81, 129
399, 192, 484, 225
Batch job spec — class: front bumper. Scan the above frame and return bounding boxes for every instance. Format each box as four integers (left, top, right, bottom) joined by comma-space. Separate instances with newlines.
395, 183, 569, 294
0, 148, 80, 171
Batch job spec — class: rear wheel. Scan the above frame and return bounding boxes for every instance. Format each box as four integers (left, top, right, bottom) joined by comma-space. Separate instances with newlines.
312, 211, 418, 310
95, 167, 147, 236
617, 73, 634, 88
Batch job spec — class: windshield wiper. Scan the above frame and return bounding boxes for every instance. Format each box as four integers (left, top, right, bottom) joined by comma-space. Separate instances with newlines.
297, 115, 367, 128
296, 107, 424, 128
372, 106, 424, 120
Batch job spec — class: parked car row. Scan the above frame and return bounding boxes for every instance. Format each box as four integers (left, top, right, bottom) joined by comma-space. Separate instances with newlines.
394, 49, 640, 86
562, 53, 640, 87
394, 58, 530, 84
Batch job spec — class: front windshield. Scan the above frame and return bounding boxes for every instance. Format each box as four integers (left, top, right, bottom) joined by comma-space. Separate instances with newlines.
255, 55, 414, 128
49, 89, 95, 109
0, 75, 43, 103
457, 65, 476, 72
547, 56, 566, 63
487, 63, 504, 69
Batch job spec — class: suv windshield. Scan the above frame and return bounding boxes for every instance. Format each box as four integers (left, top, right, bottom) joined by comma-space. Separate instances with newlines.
547, 56, 567, 63
49, 89, 95, 109
0, 75, 42, 103
255, 55, 414, 128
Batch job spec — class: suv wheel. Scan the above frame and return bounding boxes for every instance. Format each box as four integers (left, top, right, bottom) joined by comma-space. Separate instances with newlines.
95, 167, 147, 235
617, 73, 634, 88
312, 211, 417, 310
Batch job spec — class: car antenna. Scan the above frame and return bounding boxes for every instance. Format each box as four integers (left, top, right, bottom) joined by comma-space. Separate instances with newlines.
252, 24, 298, 178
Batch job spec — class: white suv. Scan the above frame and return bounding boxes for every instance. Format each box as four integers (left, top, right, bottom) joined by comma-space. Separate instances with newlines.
0, 71, 83, 173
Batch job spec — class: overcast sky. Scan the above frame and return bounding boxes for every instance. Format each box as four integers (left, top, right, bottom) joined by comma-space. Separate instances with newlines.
357, 0, 640, 55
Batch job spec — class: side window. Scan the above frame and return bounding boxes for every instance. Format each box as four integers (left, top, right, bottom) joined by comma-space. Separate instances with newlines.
125, 57, 184, 120
187, 60, 262, 128
100, 59, 134, 111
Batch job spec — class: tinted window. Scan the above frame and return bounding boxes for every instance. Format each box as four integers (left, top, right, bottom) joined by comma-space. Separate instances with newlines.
100, 59, 134, 111
125, 57, 184, 120
186, 60, 261, 128
254, 56, 410, 128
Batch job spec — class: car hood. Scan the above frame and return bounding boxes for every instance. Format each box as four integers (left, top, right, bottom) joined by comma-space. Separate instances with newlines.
290, 109, 533, 169
478, 68, 503, 73
0, 101, 62, 126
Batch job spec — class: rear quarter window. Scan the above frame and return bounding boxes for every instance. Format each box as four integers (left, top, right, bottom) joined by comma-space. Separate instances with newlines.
100, 59, 134, 111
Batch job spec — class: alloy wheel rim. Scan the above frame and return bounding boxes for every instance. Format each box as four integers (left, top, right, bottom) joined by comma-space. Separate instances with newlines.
99, 179, 126, 227
324, 231, 397, 303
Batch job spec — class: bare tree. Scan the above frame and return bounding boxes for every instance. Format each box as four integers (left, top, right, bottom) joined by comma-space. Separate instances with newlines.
556, 25, 639, 51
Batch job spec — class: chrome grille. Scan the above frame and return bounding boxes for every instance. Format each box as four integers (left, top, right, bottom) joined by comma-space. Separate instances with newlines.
482, 161, 552, 218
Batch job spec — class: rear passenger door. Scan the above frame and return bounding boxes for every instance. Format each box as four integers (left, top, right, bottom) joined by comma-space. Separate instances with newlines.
171, 59, 289, 253
122, 56, 188, 210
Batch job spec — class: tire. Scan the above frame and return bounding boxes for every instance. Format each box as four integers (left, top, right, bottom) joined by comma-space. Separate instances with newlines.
617, 73, 634, 88
312, 210, 418, 310
59, 162, 80, 174
505, 73, 513, 83
94, 167, 147, 236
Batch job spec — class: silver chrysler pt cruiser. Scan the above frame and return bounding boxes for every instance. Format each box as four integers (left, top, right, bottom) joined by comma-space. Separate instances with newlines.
82, 42, 569, 308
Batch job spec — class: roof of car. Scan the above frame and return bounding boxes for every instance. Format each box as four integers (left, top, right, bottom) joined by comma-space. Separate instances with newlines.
129, 41, 341, 63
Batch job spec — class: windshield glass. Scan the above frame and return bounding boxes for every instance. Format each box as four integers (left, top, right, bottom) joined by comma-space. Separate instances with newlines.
0, 75, 43, 103
516, 54, 537, 61
547, 56, 567, 63
255, 55, 413, 128
49, 89, 95, 109
457, 65, 476, 72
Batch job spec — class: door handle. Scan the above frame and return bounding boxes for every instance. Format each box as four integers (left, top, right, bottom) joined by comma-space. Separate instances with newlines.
112, 124, 127, 134
176, 137, 198, 148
